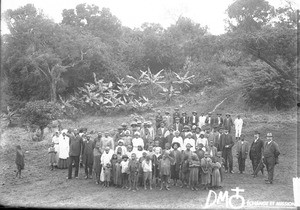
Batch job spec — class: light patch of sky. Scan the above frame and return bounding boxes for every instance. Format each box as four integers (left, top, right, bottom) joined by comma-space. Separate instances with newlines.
1, 0, 299, 35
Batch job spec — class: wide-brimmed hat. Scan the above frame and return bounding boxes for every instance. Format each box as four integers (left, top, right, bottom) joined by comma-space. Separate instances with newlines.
122, 154, 128, 159
266, 133, 273, 137
118, 139, 124, 144
134, 131, 140, 136
186, 143, 193, 147
172, 142, 181, 149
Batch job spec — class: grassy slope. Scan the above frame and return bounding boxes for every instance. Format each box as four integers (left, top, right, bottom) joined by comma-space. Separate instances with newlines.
0, 85, 297, 209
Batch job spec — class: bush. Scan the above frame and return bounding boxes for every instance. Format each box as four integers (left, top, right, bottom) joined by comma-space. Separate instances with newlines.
242, 61, 297, 110
20, 100, 62, 141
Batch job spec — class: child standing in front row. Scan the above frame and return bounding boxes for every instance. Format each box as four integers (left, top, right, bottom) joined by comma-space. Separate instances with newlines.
128, 153, 139, 192
189, 153, 200, 191
142, 155, 152, 190
121, 155, 129, 189
15, 145, 25, 178
103, 163, 111, 187
48, 143, 57, 170
159, 151, 174, 190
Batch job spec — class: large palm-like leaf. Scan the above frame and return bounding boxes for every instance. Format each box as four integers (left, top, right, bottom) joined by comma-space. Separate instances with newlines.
126, 71, 147, 87
173, 71, 195, 86
116, 85, 135, 103
143, 68, 165, 88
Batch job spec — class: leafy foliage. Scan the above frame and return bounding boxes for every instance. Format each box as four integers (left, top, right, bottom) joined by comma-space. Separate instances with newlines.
242, 61, 297, 109
20, 100, 62, 140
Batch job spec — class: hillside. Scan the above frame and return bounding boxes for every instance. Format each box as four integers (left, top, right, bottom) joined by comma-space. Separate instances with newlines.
0, 85, 297, 208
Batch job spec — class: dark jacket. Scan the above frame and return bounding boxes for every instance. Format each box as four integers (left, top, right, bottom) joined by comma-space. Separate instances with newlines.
220, 134, 234, 151
249, 138, 264, 160
180, 116, 190, 126
69, 135, 83, 156
263, 141, 280, 159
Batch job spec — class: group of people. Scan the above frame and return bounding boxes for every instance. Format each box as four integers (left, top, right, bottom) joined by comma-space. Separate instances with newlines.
45, 108, 280, 192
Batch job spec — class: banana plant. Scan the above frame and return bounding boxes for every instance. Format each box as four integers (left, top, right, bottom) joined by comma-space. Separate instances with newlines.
126, 71, 147, 97
173, 71, 195, 86
142, 68, 165, 97
116, 84, 135, 103
160, 84, 181, 103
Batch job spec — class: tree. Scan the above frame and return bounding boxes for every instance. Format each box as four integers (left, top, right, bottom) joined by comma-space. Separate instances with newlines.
20, 100, 62, 141
226, 0, 297, 109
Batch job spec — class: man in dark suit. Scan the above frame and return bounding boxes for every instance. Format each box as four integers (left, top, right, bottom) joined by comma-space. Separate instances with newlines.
249, 131, 264, 177
173, 117, 183, 133
262, 132, 280, 184
190, 111, 199, 127
205, 112, 213, 128
220, 128, 234, 173
180, 112, 189, 126
223, 113, 234, 133
216, 113, 224, 128
173, 108, 181, 124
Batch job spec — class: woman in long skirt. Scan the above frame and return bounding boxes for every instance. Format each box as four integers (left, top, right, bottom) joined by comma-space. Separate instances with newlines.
189, 153, 200, 191
200, 152, 212, 190
211, 158, 222, 189
57, 130, 69, 169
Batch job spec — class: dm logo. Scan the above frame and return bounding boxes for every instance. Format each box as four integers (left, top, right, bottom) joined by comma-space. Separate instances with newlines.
204, 187, 245, 209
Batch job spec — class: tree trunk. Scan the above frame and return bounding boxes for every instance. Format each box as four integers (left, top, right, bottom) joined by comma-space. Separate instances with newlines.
39, 126, 44, 141
50, 81, 57, 103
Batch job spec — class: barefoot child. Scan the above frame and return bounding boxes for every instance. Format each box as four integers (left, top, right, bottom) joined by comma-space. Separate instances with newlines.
15, 145, 25, 178
121, 155, 129, 189
211, 157, 222, 189
201, 152, 212, 190
170, 142, 181, 186
48, 143, 57, 170
189, 153, 200, 191
159, 151, 174, 190
142, 155, 153, 190
128, 153, 139, 192
103, 163, 111, 187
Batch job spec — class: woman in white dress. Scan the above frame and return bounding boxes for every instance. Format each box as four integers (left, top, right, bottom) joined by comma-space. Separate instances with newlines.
57, 129, 70, 169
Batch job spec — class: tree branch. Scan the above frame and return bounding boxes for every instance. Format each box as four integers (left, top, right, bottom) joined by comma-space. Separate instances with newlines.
246, 47, 291, 78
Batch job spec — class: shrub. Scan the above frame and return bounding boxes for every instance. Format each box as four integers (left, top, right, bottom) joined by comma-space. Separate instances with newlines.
20, 100, 62, 141
242, 61, 297, 110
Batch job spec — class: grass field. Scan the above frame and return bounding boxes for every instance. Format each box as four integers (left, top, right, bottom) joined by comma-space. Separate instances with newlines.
0, 92, 298, 209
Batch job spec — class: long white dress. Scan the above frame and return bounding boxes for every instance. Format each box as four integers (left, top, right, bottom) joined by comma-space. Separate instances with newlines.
100, 149, 114, 181
58, 135, 69, 159
58, 135, 69, 169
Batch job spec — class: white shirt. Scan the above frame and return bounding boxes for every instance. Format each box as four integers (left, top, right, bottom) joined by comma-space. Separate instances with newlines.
234, 118, 243, 128
199, 116, 206, 128
132, 137, 144, 149
172, 136, 184, 151
101, 150, 114, 166
142, 160, 152, 172
196, 137, 208, 149
132, 148, 145, 160
121, 160, 129, 173
183, 138, 196, 151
